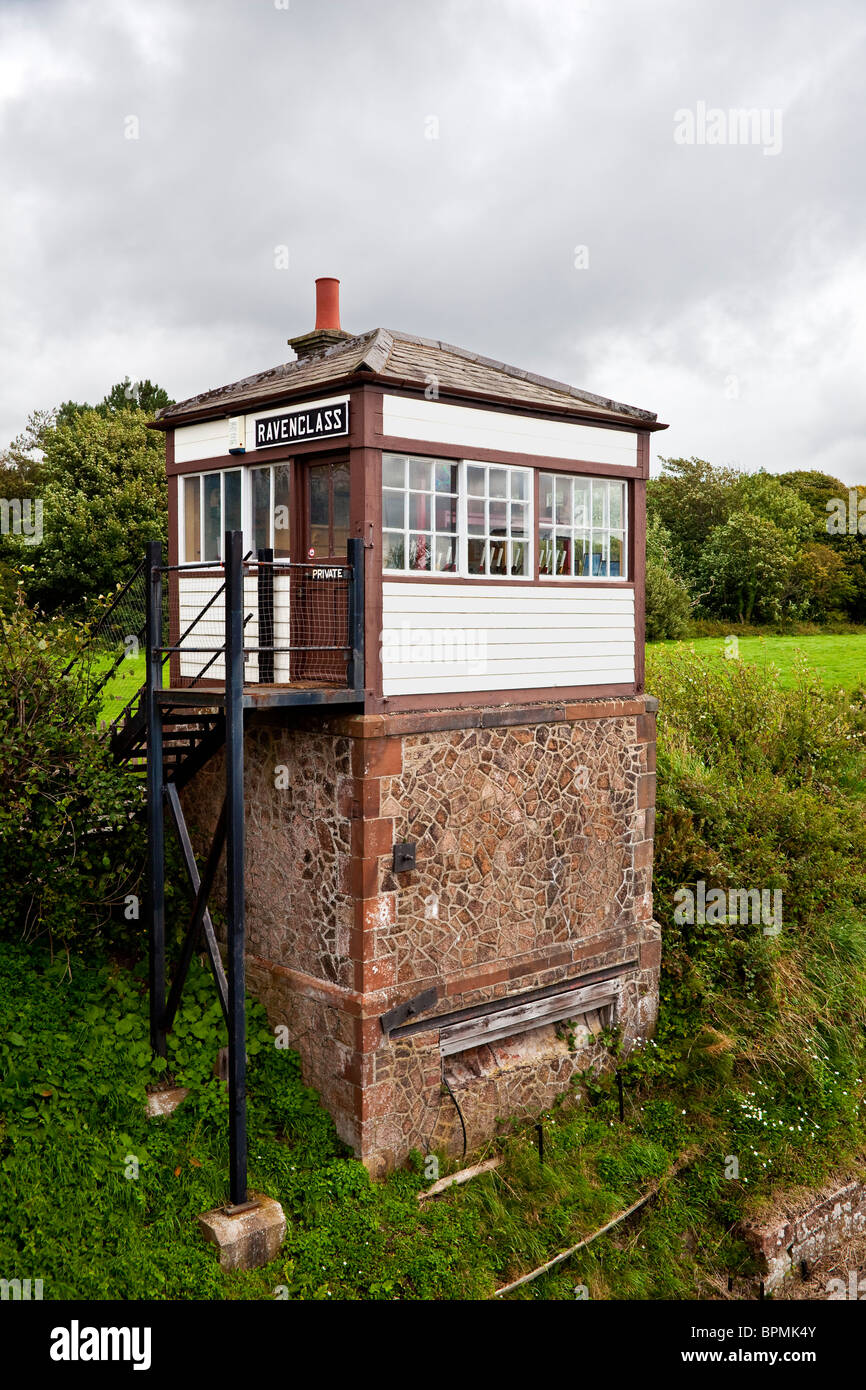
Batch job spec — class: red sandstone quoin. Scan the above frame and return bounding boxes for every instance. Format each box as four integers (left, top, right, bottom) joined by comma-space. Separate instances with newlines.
150, 282, 666, 1173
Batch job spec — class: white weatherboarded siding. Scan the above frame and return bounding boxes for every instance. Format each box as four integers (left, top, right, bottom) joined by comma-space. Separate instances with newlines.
177, 573, 291, 683
382, 395, 638, 469
381, 582, 635, 697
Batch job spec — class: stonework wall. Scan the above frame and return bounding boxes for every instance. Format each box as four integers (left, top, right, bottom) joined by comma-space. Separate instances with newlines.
182, 697, 660, 1173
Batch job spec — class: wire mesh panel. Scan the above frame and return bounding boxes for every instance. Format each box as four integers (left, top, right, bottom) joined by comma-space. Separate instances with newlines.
288, 563, 351, 684
163, 557, 353, 690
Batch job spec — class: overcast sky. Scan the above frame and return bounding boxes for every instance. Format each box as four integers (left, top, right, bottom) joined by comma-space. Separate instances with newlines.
1, 0, 864, 480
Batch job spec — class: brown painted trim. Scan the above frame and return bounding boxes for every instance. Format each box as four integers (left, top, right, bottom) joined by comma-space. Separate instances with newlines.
153, 372, 668, 436
379, 435, 640, 478
371, 682, 638, 715
632, 478, 647, 693
327, 694, 654, 737
350, 384, 384, 703
637, 429, 650, 480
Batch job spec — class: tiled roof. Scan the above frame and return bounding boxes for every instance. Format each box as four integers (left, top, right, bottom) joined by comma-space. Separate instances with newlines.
155, 327, 659, 427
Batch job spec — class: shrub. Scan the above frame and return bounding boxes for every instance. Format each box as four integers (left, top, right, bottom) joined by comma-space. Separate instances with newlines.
0, 592, 143, 951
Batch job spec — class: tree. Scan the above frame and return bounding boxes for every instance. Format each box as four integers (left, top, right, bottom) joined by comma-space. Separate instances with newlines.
12, 406, 167, 613
645, 516, 692, 640
697, 511, 796, 624
0, 382, 172, 614
790, 543, 856, 620
647, 457, 741, 584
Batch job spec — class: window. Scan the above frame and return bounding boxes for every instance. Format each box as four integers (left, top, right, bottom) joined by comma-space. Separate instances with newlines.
251, 463, 291, 557
383, 454, 459, 573
181, 469, 243, 563
181, 464, 290, 564
465, 462, 530, 577
307, 460, 350, 558
538, 474, 627, 580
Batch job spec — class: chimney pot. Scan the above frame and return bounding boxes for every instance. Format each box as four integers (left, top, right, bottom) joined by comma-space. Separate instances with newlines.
315, 277, 341, 332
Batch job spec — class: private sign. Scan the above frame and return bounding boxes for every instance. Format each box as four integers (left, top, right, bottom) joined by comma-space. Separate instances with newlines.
255, 399, 349, 449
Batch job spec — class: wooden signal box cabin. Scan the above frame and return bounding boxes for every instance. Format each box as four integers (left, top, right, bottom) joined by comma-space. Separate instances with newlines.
151, 278, 666, 1173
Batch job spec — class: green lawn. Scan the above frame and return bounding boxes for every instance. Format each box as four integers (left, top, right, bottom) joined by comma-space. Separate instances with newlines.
649, 633, 866, 691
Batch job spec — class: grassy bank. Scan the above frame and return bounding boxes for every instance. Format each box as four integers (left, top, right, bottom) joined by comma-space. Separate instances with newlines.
648, 632, 866, 691
2, 649, 866, 1299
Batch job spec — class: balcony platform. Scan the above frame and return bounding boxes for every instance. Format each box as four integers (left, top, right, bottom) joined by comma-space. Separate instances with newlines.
157, 683, 363, 711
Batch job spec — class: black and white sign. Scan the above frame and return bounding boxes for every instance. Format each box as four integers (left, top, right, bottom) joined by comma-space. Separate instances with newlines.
255, 400, 349, 449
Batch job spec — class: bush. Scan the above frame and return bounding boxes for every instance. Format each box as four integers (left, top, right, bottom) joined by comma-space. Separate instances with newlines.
0, 592, 143, 951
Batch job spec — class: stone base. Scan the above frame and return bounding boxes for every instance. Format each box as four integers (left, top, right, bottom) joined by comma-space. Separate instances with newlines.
740, 1179, 866, 1291
197, 1194, 286, 1271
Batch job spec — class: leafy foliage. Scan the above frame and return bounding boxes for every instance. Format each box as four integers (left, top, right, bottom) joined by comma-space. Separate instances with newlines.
0, 592, 143, 950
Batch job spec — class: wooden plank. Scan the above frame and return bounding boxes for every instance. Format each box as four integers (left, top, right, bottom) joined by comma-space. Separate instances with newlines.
439, 981, 618, 1057
418, 1156, 502, 1202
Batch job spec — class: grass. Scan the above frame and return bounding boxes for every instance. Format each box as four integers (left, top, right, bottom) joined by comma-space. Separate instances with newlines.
4, 646, 866, 1300
648, 632, 866, 692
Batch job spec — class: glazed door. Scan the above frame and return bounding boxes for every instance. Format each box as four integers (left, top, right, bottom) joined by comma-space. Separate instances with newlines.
292, 459, 351, 682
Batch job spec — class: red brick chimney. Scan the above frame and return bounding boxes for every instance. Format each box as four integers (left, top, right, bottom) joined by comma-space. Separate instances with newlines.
289, 278, 352, 359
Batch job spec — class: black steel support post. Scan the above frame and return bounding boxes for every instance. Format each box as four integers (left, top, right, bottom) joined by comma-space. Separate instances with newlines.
145, 540, 166, 1057
225, 531, 248, 1208
346, 536, 365, 695
257, 547, 274, 684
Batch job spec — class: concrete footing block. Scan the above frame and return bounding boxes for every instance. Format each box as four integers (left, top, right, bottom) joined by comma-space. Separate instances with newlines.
197, 1194, 286, 1271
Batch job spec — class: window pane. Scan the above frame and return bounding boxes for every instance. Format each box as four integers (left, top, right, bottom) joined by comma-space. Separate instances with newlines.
383, 455, 405, 489
383, 532, 405, 569
252, 468, 270, 553
609, 482, 623, 529
408, 534, 431, 571
489, 500, 507, 535
409, 458, 432, 491
467, 465, 485, 496
408, 493, 431, 531
555, 534, 572, 576
435, 495, 457, 532
574, 533, 590, 576
203, 473, 221, 561
609, 533, 624, 577
592, 481, 606, 528
592, 534, 607, 576
575, 530, 589, 575
539, 475, 554, 524
467, 538, 487, 574
555, 476, 571, 524
467, 495, 485, 534
489, 537, 507, 575
332, 462, 350, 557
573, 479, 590, 529
183, 476, 200, 563
434, 536, 457, 572
309, 465, 329, 554
489, 467, 508, 499
510, 502, 527, 537
510, 471, 528, 500
538, 527, 553, 575
510, 540, 528, 576
435, 462, 458, 493
273, 463, 291, 558
224, 471, 242, 534
383, 492, 405, 529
